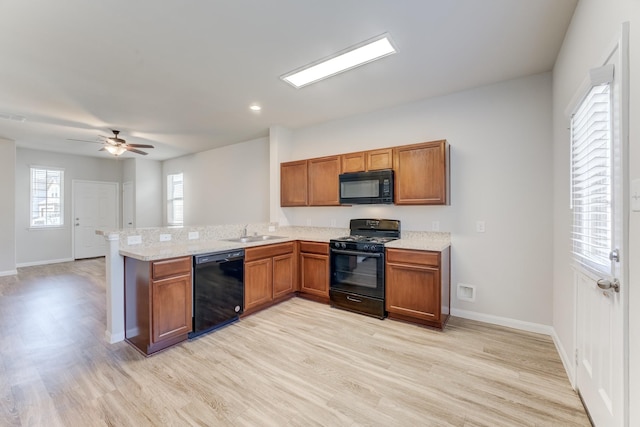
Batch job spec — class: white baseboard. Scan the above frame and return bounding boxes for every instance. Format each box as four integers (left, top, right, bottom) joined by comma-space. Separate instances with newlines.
105, 330, 125, 344
16, 258, 74, 268
450, 308, 554, 336
0, 269, 18, 277
551, 328, 576, 388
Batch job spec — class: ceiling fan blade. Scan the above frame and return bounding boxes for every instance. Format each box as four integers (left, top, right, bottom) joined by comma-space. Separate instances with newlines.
126, 143, 155, 148
126, 147, 149, 155
67, 138, 103, 144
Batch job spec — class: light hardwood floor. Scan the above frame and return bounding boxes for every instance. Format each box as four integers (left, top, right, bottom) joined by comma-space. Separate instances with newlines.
0, 259, 590, 426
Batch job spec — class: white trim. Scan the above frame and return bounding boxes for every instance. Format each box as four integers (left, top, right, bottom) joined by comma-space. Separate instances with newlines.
16, 257, 74, 268
450, 308, 553, 335
0, 269, 18, 277
551, 327, 576, 388
105, 330, 125, 344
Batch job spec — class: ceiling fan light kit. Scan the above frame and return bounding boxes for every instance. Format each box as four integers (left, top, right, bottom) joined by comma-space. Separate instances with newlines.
67, 129, 154, 156
104, 144, 127, 156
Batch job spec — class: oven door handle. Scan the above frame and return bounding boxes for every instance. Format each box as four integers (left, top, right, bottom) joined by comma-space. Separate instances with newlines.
330, 249, 383, 258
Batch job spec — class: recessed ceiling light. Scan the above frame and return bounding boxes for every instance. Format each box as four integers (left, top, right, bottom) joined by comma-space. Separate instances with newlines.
281, 33, 396, 89
249, 105, 262, 111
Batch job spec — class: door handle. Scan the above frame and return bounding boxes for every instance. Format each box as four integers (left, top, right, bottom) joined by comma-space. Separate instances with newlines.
597, 278, 620, 293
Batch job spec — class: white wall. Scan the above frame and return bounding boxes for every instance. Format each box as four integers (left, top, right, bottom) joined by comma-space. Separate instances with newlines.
552, 0, 638, 424
278, 73, 554, 327
134, 158, 162, 228
163, 137, 270, 226
15, 148, 122, 265
0, 138, 16, 275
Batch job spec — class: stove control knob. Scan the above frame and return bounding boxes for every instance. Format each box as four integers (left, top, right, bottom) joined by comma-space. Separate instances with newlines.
363, 245, 370, 251
341, 242, 346, 249
334, 242, 340, 248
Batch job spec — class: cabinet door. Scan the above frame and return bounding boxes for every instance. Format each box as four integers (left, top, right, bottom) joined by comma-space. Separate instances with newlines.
308, 156, 341, 206
366, 148, 393, 171
385, 263, 440, 322
281, 160, 308, 206
245, 258, 273, 310
393, 140, 449, 205
300, 253, 329, 297
273, 253, 295, 299
151, 273, 192, 343
341, 152, 366, 173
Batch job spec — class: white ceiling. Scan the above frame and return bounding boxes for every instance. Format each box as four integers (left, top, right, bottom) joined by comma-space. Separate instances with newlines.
0, 0, 577, 161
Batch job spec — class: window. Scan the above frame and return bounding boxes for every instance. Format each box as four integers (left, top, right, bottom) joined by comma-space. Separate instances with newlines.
30, 167, 64, 228
570, 83, 612, 275
167, 173, 184, 225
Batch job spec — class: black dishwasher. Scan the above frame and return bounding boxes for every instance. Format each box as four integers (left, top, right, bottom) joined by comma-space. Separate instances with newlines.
190, 249, 244, 338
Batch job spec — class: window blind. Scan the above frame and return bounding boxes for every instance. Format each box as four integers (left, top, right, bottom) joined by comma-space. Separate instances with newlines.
570, 84, 612, 275
167, 173, 184, 225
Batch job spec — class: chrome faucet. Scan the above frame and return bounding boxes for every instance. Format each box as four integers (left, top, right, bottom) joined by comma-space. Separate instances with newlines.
241, 225, 248, 237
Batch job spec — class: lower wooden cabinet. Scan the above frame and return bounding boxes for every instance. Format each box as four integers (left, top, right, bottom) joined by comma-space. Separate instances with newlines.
385, 247, 451, 329
244, 242, 296, 315
125, 256, 193, 355
299, 241, 330, 301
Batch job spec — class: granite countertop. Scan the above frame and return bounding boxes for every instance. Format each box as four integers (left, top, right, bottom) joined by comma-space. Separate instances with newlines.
116, 226, 450, 261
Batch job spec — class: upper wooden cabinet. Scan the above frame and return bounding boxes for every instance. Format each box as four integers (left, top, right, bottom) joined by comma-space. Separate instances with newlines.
341, 151, 366, 173
280, 160, 308, 207
281, 139, 449, 206
340, 148, 393, 173
308, 156, 341, 206
366, 148, 393, 171
393, 140, 449, 205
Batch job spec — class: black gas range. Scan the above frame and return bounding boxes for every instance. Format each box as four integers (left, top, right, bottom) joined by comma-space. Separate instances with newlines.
329, 219, 400, 318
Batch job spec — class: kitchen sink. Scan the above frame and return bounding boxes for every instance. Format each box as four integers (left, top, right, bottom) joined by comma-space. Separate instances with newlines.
223, 235, 287, 243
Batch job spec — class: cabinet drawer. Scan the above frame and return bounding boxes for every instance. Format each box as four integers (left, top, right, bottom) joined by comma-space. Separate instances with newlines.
386, 248, 440, 267
299, 241, 329, 255
245, 242, 295, 262
152, 256, 192, 280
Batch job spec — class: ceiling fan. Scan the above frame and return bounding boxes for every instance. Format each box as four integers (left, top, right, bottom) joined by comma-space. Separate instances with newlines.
68, 130, 154, 156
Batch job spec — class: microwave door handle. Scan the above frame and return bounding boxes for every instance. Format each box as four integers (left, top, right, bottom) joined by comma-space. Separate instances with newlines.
330, 249, 383, 258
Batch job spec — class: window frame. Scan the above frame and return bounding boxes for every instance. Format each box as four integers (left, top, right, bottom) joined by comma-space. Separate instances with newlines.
568, 64, 616, 278
167, 172, 184, 226
29, 166, 65, 229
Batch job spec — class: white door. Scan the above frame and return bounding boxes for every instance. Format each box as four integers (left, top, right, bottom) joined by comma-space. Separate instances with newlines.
123, 181, 134, 229
574, 25, 628, 427
73, 180, 119, 259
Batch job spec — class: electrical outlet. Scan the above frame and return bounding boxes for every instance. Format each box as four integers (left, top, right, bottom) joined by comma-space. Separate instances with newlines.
432, 221, 440, 231
188, 231, 199, 240
306, 218, 312, 226
159, 234, 172, 242
476, 221, 486, 233
127, 235, 142, 245
330, 219, 337, 227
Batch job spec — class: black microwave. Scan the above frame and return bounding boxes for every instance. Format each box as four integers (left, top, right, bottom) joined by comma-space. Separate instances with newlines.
339, 169, 394, 205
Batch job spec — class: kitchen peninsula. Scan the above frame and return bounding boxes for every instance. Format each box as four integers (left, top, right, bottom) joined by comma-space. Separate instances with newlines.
99, 223, 451, 353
